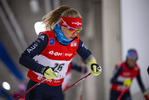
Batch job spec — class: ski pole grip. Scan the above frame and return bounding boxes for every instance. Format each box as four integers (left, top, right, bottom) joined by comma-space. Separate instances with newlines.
91, 63, 101, 71
54, 70, 59, 74
97, 67, 102, 71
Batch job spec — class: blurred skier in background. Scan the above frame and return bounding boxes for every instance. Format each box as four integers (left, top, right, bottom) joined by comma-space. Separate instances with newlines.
110, 49, 149, 100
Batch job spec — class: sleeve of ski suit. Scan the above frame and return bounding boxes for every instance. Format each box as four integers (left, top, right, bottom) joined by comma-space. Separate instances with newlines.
136, 71, 146, 93
111, 65, 123, 85
70, 62, 88, 73
77, 39, 92, 61
19, 34, 48, 73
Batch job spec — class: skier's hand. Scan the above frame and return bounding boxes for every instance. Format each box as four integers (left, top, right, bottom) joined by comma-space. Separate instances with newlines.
123, 79, 132, 86
91, 64, 102, 76
41, 66, 59, 80
87, 55, 102, 76
144, 92, 149, 100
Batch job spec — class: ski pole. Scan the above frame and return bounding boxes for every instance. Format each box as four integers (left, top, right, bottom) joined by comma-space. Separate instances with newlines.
63, 72, 91, 92
16, 78, 47, 100
63, 67, 101, 92
117, 87, 128, 100
16, 70, 59, 100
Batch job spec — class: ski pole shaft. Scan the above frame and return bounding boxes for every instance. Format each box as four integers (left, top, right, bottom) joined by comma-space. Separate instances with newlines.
117, 88, 127, 100
16, 79, 46, 100
16, 70, 59, 100
63, 67, 101, 92
63, 73, 91, 92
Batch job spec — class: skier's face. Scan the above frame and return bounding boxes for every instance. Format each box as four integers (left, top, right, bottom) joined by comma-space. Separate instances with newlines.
127, 58, 136, 68
61, 26, 78, 40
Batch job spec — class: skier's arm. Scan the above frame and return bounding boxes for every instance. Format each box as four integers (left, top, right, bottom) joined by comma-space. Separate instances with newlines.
111, 66, 123, 85
77, 39, 91, 61
77, 39, 102, 76
136, 71, 145, 93
71, 62, 87, 73
136, 71, 149, 99
19, 34, 48, 73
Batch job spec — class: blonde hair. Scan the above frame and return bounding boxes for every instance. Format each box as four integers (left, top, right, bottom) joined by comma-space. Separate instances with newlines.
42, 5, 82, 30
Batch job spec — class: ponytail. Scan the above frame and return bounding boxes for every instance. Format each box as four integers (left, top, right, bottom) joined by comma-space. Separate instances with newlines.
42, 5, 70, 30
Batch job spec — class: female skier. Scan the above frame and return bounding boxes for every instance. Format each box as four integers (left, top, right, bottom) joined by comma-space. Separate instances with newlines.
19, 5, 102, 100
110, 49, 149, 100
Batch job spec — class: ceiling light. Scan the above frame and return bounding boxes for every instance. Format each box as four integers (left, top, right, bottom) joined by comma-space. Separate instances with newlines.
34, 21, 46, 35
2, 82, 10, 90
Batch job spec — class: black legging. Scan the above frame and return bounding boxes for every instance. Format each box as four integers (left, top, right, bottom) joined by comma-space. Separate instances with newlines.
25, 80, 64, 100
110, 89, 131, 100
